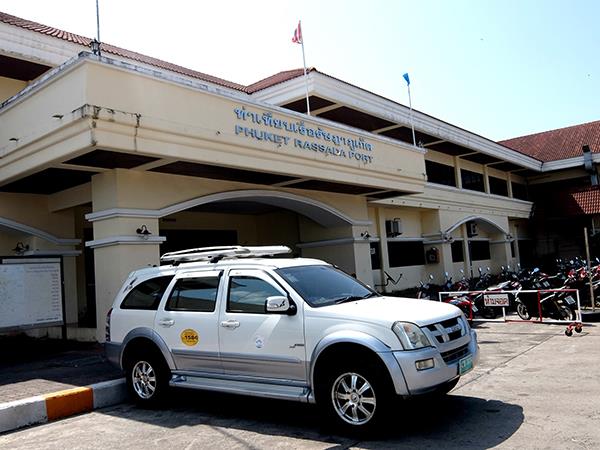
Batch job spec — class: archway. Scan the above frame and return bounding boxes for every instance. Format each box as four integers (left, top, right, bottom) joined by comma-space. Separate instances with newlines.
157, 189, 370, 278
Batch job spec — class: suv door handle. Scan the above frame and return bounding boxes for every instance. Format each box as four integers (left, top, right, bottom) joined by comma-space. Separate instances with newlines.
220, 320, 240, 329
158, 318, 175, 327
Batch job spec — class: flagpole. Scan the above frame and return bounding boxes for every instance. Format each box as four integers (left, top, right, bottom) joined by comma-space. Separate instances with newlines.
407, 83, 416, 147
299, 21, 310, 116
95, 0, 101, 57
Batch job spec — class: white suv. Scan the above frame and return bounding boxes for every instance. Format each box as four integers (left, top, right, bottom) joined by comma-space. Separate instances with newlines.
106, 246, 479, 431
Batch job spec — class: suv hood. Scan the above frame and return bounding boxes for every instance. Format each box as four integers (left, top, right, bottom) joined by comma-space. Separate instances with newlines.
312, 296, 461, 327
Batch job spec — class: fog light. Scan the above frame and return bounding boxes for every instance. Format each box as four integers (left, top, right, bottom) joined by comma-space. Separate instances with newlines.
415, 358, 435, 371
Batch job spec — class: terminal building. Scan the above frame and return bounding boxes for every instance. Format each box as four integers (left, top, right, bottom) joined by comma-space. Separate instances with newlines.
1, 11, 598, 341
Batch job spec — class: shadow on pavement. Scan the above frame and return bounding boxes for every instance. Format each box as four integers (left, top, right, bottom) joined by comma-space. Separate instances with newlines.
0, 335, 121, 391
100, 388, 524, 449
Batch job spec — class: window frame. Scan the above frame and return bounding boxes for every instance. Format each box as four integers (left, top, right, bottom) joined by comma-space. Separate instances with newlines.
120, 275, 175, 311
425, 160, 457, 187
489, 176, 509, 197
226, 269, 290, 314
387, 240, 426, 267
461, 169, 485, 192
165, 271, 222, 313
469, 240, 491, 261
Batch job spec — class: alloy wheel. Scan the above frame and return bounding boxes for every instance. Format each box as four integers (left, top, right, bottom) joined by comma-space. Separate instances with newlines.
331, 372, 376, 425
132, 360, 157, 399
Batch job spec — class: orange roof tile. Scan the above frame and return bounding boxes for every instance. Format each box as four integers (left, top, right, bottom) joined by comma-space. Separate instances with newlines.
246, 68, 315, 93
570, 187, 600, 215
0, 11, 246, 92
557, 186, 600, 216
499, 120, 600, 162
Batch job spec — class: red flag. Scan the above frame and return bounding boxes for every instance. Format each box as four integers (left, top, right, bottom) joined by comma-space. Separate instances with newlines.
292, 21, 302, 44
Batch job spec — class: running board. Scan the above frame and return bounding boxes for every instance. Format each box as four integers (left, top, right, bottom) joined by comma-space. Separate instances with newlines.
169, 375, 310, 402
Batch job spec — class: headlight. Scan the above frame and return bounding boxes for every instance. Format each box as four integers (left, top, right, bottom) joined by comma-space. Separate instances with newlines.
392, 322, 431, 350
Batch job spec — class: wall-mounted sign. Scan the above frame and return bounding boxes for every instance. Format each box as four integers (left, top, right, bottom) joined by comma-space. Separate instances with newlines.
234, 107, 374, 164
0, 258, 63, 331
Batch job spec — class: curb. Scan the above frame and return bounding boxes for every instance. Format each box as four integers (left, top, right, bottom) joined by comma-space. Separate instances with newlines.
0, 378, 128, 434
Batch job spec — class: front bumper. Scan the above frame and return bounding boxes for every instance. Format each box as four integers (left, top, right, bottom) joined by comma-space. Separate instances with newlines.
392, 329, 479, 395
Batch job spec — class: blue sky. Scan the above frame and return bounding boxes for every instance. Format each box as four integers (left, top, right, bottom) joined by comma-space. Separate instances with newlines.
1, 0, 599, 140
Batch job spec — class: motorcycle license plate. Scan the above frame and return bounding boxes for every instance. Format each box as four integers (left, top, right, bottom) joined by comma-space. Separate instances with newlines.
459, 355, 473, 375
564, 296, 576, 305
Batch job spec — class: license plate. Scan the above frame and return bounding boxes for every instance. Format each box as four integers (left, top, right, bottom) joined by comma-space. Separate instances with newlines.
459, 355, 473, 375
564, 296, 576, 305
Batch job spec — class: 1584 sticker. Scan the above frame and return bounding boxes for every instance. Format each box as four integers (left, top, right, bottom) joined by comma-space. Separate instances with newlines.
180, 329, 199, 346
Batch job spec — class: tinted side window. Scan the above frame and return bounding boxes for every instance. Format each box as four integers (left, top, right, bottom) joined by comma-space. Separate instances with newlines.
166, 277, 220, 312
228, 276, 283, 313
121, 276, 173, 310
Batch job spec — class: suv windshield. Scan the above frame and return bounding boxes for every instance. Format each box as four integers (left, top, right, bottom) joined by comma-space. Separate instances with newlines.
275, 265, 379, 307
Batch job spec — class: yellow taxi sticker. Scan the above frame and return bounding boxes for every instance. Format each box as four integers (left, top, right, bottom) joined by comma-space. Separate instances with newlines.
180, 329, 199, 346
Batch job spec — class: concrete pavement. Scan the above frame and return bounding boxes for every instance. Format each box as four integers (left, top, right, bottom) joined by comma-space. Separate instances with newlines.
1, 321, 598, 449
0, 336, 125, 433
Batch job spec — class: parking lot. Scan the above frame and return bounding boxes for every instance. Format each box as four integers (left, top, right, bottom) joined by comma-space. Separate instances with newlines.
1, 321, 599, 449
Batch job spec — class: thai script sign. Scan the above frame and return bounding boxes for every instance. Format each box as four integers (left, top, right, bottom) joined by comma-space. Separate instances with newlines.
483, 293, 510, 307
233, 106, 374, 164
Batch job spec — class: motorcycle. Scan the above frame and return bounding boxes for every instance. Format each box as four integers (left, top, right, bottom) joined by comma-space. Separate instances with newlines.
515, 268, 576, 320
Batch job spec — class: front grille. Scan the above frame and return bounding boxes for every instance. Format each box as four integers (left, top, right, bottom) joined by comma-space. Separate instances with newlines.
425, 317, 465, 344
441, 343, 470, 364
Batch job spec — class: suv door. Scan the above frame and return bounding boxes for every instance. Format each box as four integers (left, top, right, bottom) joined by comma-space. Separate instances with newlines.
153, 270, 222, 374
218, 268, 306, 382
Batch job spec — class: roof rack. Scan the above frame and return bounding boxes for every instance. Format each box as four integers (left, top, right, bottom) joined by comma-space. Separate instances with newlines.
160, 245, 292, 264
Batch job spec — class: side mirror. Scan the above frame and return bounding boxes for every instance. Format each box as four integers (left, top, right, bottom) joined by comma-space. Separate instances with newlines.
266, 296, 296, 315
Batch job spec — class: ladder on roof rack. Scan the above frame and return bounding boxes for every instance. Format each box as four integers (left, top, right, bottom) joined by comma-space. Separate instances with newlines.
160, 245, 292, 264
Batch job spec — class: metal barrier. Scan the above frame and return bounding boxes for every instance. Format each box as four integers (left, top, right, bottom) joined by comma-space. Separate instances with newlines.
437, 289, 582, 323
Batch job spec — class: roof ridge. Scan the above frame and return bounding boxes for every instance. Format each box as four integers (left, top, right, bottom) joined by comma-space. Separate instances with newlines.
0, 10, 246, 91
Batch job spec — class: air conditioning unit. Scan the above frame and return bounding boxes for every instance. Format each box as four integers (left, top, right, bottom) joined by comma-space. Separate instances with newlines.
467, 221, 478, 237
386, 219, 402, 237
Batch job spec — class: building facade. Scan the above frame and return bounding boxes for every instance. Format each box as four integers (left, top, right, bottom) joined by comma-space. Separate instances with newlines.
1, 11, 593, 341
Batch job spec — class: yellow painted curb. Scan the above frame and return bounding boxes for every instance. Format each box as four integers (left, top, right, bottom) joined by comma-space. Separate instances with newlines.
44, 387, 94, 421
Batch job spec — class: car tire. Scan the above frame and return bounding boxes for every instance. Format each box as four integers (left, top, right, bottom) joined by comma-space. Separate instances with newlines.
125, 350, 170, 405
317, 358, 393, 434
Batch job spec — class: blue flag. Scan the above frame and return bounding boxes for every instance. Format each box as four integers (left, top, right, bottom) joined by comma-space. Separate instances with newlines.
403, 73, 410, 86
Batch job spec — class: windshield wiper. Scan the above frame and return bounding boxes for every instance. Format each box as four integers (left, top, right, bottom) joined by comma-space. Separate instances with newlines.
333, 292, 379, 304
